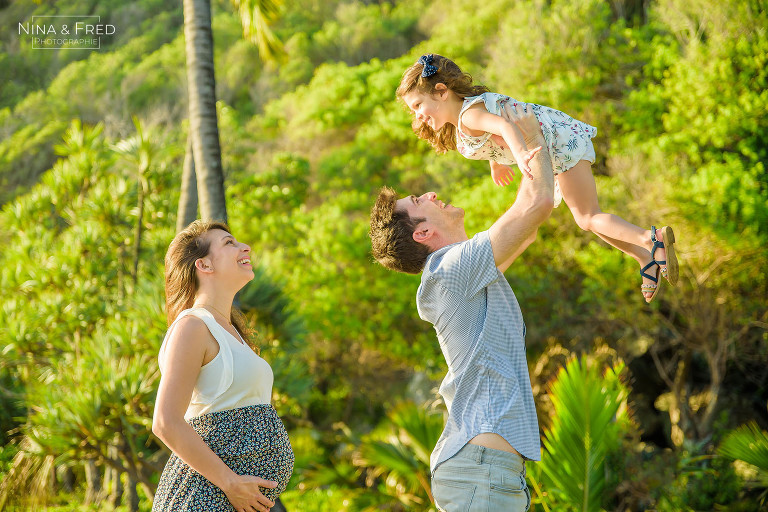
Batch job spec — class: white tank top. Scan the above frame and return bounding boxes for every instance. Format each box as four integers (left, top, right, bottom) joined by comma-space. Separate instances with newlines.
158, 307, 273, 420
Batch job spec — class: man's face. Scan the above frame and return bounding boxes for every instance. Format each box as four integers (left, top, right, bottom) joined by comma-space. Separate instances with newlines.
395, 192, 465, 245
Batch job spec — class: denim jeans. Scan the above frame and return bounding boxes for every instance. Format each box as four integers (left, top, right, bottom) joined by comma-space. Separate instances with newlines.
432, 444, 531, 512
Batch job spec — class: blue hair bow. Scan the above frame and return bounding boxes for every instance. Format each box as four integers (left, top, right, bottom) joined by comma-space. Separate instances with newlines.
418, 54, 437, 77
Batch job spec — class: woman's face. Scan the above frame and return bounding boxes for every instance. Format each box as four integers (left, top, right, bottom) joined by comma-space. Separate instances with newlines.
198, 229, 254, 287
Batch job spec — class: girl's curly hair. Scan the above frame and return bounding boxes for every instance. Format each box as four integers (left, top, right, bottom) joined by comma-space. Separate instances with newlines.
396, 54, 489, 153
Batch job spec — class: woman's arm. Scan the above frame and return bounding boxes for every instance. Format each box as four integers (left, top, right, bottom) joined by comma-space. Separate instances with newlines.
152, 317, 277, 512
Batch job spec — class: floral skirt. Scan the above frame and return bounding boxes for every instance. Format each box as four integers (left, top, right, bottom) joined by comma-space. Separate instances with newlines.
152, 404, 294, 511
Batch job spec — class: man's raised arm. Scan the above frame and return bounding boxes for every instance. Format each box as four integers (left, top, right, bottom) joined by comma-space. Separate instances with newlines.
488, 105, 555, 271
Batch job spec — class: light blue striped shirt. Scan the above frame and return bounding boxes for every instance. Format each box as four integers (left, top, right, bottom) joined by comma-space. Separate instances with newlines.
417, 230, 541, 474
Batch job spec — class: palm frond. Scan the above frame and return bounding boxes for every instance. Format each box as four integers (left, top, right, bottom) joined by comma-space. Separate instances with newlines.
110, 116, 155, 175
387, 402, 444, 466
301, 458, 360, 488
54, 120, 104, 158
718, 422, 768, 472
539, 356, 630, 512
344, 401, 443, 507
359, 439, 420, 481
230, 0, 284, 61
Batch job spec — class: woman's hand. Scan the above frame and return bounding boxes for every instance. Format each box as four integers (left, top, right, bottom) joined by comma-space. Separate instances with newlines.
223, 474, 278, 512
490, 160, 516, 186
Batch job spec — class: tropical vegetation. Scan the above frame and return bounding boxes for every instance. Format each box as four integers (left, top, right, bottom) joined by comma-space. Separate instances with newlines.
0, 0, 766, 510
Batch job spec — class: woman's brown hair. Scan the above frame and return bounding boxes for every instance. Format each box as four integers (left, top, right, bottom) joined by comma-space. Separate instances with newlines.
164, 220, 252, 344
396, 54, 489, 153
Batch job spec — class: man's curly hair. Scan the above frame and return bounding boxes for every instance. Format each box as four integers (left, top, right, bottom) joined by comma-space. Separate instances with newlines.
369, 187, 430, 274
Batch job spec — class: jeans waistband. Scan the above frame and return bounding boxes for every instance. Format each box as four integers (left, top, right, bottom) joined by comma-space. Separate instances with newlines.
453, 443, 525, 474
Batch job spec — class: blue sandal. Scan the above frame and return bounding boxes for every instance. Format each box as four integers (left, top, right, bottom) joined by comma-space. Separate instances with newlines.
640, 260, 661, 303
651, 226, 679, 285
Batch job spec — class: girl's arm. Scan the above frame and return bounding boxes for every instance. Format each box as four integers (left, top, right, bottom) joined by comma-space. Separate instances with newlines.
461, 105, 541, 178
490, 160, 515, 186
152, 317, 277, 512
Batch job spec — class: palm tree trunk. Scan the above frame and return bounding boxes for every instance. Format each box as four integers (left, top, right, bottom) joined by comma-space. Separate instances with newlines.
107, 441, 123, 507
176, 134, 199, 232
57, 465, 74, 492
84, 460, 102, 504
183, 0, 228, 223
132, 173, 145, 285
126, 472, 139, 512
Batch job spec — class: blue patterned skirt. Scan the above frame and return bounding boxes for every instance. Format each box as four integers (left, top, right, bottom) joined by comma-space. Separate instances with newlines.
152, 404, 294, 511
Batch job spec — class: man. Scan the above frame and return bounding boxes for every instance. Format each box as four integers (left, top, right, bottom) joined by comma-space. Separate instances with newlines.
368, 105, 554, 511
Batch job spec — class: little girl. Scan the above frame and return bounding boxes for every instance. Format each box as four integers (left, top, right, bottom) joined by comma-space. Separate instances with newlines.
397, 53, 678, 302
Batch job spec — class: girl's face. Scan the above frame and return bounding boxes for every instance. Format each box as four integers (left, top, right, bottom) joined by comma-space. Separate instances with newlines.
402, 88, 449, 131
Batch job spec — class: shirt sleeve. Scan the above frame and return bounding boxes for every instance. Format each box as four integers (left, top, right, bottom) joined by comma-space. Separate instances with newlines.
427, 230, 499, 299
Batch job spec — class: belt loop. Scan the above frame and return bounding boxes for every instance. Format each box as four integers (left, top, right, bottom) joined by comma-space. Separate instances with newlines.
475, 446, 484, 465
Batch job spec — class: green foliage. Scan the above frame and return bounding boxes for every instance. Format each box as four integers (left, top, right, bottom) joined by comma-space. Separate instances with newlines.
484, 0, 613, 106
1, 0, 767, 509
228, 152, 310, 235
0, 0, 182, 110
307, 0, 422, 65
24, 336, 159, 463
262, 57, 406, 140
719, 422, 768, 472
280, 486, 352, 512
621, 0, 768, 236
718, 422, 768, 504
0, 366, 23, 447
238, 265, 313, 421
654, 448, 743, 512
300, 401, 443, 511
0, 119, 68, 205
535, 355, 633, 511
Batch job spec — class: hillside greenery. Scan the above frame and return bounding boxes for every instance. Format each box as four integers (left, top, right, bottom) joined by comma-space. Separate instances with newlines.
1, 0, 766, 510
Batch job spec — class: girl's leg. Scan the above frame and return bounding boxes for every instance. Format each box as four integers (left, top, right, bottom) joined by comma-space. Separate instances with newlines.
557, 160, 667, 300
592, 232, 649, 265
591, 232, 658, 301
556, 161, 648, 244
557, 160, 667, 256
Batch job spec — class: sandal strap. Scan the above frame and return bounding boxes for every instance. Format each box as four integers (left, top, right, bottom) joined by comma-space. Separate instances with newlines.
641, 284, 658, 292
650, 225, 666, 266
640, 261, 659, 283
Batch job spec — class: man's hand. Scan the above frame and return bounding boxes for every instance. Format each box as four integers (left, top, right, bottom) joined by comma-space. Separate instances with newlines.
499, 102, 544, 147
487, 101, 554, 271
511, 146, 542, 180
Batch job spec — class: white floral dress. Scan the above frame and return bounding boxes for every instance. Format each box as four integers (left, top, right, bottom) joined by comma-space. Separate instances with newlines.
457, 92, 597, 207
